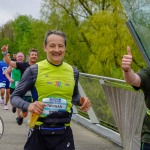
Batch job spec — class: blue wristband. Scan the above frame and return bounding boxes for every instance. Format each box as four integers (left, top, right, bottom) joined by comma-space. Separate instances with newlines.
2, 51, 8, 55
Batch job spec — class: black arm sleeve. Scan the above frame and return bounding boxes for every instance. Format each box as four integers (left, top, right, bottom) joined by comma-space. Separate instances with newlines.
134, 67, 150, 108
10, 64, 38, 110
72, 66, 81, 106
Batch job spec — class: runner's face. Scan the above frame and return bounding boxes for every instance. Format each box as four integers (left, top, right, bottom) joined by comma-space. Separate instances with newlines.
44, 34, 66, 65
29, 52, 38, 64
16, 53, 24, 62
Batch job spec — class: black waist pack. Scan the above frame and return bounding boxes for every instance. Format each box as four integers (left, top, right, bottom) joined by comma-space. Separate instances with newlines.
35, 124, 68, 135
37, 112, 71, 125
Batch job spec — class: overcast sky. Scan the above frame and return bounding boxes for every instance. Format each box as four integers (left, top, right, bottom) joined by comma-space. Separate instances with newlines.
0, 0, 42, 26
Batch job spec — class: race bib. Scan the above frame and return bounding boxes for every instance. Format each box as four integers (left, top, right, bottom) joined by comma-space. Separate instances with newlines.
41, 98, 68, 116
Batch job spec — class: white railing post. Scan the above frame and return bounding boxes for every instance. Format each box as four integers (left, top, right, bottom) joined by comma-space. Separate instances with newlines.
78, 82, 99, 124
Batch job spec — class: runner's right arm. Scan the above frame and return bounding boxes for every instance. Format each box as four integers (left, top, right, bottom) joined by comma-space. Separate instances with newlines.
1, 45, 17, 68
10, 64, 45, 114
10, 66, 36, 110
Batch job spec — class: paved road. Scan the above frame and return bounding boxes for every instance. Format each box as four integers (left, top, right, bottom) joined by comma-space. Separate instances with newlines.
0, 103, 122, 150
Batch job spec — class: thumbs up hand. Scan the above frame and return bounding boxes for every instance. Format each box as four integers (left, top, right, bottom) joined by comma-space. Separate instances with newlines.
1, 45, 8, 52
122, 46, 132, 72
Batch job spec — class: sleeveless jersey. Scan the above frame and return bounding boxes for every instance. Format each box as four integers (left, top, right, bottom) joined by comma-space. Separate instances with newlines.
34, 60, 75, 126
10, 68, 21, 89
0, 60, 9, 81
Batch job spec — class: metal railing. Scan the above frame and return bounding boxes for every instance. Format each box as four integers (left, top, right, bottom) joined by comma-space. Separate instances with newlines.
72, 72, 146, 150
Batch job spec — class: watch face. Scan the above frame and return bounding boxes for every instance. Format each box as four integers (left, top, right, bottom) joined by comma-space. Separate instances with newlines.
0, 117, 4, 139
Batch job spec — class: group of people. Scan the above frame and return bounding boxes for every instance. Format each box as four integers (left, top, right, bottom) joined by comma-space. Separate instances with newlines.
1, 29, 149, 150
0, 48, 39, 125
0, 30, 91, 150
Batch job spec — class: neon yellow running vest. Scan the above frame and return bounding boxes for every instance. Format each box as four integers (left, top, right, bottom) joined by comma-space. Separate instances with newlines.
35, 60, 75, 125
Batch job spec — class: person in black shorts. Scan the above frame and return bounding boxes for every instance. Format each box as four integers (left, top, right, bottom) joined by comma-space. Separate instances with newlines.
10, 30, 91, 150
1, 45, 39, 125
0, 52, 11, 110
5, 52, 25, 118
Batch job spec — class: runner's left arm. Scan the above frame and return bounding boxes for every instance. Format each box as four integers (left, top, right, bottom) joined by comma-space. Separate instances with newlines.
72, 66, 81, 106
72, 67, 91, 111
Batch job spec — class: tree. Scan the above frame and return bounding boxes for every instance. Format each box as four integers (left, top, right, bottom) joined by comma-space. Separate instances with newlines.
12, 15, 33, 53
40, 0, 144, 78
0, 21, 15, 59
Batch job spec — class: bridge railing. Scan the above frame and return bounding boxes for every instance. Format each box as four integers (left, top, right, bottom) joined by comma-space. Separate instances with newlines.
72, 72, 146, 150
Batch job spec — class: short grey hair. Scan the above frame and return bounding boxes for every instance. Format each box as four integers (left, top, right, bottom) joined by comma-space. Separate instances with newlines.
44, 30, 67, 46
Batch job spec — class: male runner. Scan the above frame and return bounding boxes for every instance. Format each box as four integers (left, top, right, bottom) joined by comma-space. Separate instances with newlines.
5, 52, 24, 118
0, 52, 11, 110
10, 30, 91, 150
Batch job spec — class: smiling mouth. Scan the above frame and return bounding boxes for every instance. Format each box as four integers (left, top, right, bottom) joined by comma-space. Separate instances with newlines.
52, 53, 61, 56
52, 52, 61, 56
